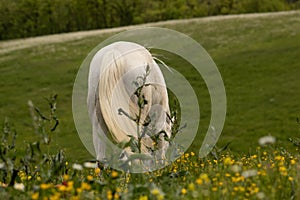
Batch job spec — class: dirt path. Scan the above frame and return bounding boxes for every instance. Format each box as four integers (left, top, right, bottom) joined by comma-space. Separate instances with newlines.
0, 10, 299, 55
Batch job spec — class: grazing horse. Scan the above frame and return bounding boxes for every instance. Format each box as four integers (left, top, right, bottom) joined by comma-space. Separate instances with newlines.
87, 41, 171, 168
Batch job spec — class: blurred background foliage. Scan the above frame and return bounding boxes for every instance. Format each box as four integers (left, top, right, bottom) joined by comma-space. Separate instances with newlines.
0, 0, 299, 40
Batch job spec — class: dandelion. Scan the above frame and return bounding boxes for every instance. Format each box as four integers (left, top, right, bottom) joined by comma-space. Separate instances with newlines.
224, 157, 232, 165
241, 169, 257, 178
279, 166, 287, 176
95, 167, 101, 175
111, 170, 118, 178
70, 196, 80, 200
233, 186, 239, 192
31, 192, 39, 200
196, 178, 203, 185
290, 159, 296, 165
275, 155, 284, 161
139, 195, 148, 200
14, 183, 25, 191
151, 188, 160, 195
40, 183, 52, 190
258, 136, 276, 146
72, 163, 83, 170
77, 188, 83, 194
257, 163, 262, 168
181, 188, 187, 195
50, 192, 61, 200
114, 193, 120, 199
87, 175, 93, 181
200, 173, 210, 182
188, 183, 195, 191
81, 182, 91, 190
18, 171, 27, 181
63, 174, 69, 181
107, 190, 113, 200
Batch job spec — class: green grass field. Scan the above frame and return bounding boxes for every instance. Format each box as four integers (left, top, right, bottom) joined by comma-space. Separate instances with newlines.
0, 11, 300, 200
0, 11, 300, 163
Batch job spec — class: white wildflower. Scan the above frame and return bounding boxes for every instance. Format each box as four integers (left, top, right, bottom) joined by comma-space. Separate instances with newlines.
72, 163, 83, 170
231, 164, 242, 173
0, 163, 5, 169
14, 183, 25, 191
83, 162, 97, 168
241, 169, 257, 178
257, 192, 266, 199
258, 136, 276, 146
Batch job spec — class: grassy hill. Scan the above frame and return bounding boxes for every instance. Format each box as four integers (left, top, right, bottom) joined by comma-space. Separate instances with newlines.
0, 11, 299, 162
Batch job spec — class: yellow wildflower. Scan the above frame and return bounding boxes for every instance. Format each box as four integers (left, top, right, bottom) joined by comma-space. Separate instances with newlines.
114, 193, 120, 199
181, 188, 187, 195
95, 168, 101, 175
290, 159, 296, 165
87, 175, 93, 181
107, 190, 113, 200
111, 171, 118, 178
188, 183, 195, 191
76, 188, 82, 194
81, 182, 91, 190
40, 183, 52, 190
196, 178, 203, 185
233, 186, 239, 192
239, 186, 245, 192
31, 192, 39, 200
151, 188, 160, 196
70, 196, 80, 200
257, 164, 262, 168
224, 157, 232, 165
58, 185, 67, 192
139, 195, 148, 200
50, 192, 61, 200
63, 174, 69, 181
279, 166, 287, 176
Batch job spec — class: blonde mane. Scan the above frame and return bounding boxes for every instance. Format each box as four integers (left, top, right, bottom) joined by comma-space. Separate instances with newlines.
88, 41, 171, 162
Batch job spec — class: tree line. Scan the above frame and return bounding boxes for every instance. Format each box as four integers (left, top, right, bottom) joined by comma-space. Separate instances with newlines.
1, 0, 299, 40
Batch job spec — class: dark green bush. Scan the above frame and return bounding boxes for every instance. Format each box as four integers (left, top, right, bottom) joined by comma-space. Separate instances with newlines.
0, 0, 299, 40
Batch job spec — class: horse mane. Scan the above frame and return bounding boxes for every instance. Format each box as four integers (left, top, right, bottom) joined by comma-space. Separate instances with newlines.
93, 42, 170, 154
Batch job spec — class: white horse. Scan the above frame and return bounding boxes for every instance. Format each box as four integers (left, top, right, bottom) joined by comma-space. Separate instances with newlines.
87, 41, 172, 168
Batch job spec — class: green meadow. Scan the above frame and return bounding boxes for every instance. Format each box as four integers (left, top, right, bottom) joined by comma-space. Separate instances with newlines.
0, 11, 300, 163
